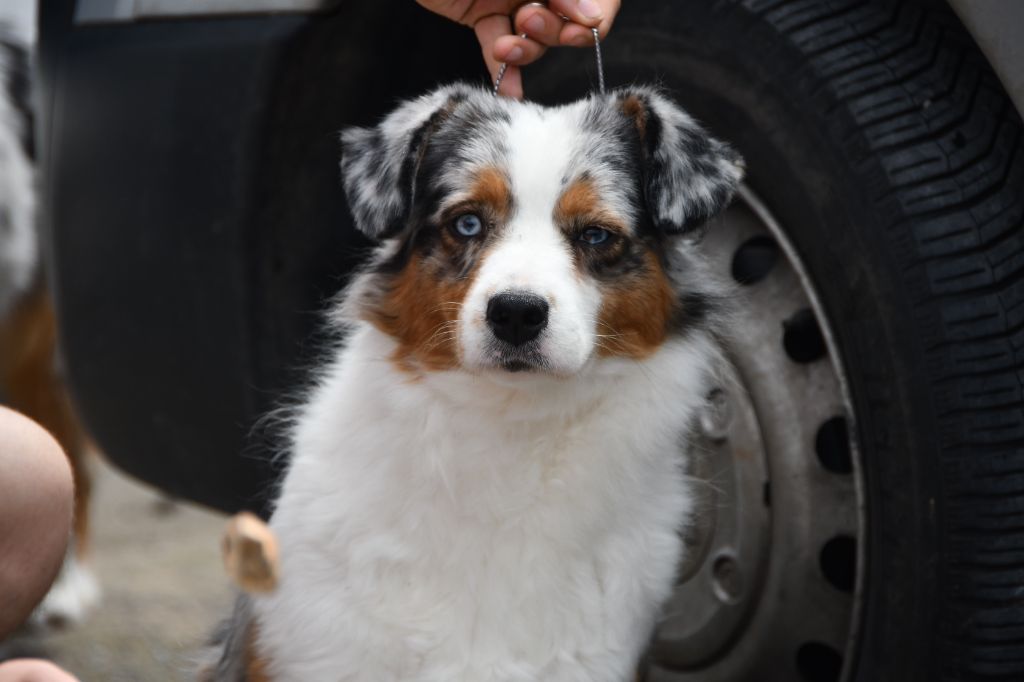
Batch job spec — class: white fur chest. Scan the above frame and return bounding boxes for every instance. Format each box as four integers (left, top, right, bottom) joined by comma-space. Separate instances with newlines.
252, 325, 716, 682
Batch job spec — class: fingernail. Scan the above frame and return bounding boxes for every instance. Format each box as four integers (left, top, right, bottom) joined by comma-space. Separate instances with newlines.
505, 46, 524, 62
524, 14, 545, 34
578, 0, 602, 19
571, 34, 589, 46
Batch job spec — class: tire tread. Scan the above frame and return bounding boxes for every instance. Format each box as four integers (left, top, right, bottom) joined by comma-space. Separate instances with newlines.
743, 0, 1024, 677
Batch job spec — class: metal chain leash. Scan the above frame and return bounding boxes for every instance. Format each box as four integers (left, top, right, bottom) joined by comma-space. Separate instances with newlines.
592, 26, 605, 93
494, 26, 605, 96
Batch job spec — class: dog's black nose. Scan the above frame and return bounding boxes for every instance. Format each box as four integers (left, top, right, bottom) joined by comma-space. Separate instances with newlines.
486, 293, 549, 346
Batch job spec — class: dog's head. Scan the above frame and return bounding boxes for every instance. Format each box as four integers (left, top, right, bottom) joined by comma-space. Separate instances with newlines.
340, 84, 743, 376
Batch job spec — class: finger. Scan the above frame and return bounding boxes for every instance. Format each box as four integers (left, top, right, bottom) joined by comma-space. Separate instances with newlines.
548, 0, 605, 28
498, 64, 524, 100
474, 15, 525, 98
493, 34, 548, 66
474, 15, 513, 89
558, 11, 614, 46
513, 4, 564, 47
440, 0, 525, 28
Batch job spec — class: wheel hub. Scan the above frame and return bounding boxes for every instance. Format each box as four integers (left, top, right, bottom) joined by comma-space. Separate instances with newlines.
653, 376, 771, 669
647, 189, 864, 682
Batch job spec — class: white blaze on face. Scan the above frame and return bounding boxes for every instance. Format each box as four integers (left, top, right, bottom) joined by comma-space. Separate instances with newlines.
459, 104, 602, 375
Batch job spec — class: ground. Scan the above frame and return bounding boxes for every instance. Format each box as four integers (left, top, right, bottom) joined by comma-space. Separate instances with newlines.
8, 455, 232, 681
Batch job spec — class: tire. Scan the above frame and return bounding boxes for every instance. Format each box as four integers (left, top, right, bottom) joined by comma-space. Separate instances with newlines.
534, 0, 1024, 680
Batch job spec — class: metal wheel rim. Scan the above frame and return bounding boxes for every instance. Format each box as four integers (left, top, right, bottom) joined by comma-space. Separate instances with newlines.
646, 186, 866, 682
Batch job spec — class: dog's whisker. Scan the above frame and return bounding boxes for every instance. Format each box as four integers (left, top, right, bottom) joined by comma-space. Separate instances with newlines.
425, 301, 464, 314
419, 320, 462, 354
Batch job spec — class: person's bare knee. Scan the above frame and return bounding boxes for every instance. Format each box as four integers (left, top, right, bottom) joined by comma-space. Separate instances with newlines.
0, 659, 79, 682
0, 406, 74, 638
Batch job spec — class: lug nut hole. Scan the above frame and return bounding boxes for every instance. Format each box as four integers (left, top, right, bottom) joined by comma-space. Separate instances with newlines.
783, 308, 826, 363
820, 535, 857, 593
796, 642, 843, 682
816, 416, 852, 474
731, 235, 780, 285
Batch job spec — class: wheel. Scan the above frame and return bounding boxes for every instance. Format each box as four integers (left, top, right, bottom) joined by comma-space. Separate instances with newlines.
533, 0, 1024, 680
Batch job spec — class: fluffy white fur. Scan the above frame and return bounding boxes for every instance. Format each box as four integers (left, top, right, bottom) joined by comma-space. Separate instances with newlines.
254, 325, 716, 681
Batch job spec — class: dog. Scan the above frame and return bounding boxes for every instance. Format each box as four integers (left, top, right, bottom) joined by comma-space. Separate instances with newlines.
0, 32, 33, 321
0, 29, 100, 632
204, 82, 743, 681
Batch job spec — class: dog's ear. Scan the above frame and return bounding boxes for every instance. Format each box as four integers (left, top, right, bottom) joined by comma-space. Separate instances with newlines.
340, 85, 469, 240
616, 87, 745, 234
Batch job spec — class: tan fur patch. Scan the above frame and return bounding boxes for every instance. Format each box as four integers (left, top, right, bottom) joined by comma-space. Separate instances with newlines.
555, 175, 598, 219
368, 254, 476, 372
244, 623, 272, 682
554, 176, 626, 234
621, 94, 647, 139
552, 176, 630, 248
468, 166, 512, 220
596, 250, 677, 358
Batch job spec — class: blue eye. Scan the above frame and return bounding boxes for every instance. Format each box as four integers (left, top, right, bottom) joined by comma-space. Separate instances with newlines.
453, 213, 483, 237
579, 227, 610, 245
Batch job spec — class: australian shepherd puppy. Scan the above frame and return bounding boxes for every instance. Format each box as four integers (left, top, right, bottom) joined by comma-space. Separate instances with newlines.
207, 83, 743, 682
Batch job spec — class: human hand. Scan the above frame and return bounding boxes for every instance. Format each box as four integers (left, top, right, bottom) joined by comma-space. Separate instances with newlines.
417, 0, 621, 99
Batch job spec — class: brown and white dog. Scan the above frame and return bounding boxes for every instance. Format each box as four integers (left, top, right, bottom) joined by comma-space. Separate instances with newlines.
0, 31, 99, 631
206, 83, 743, 681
